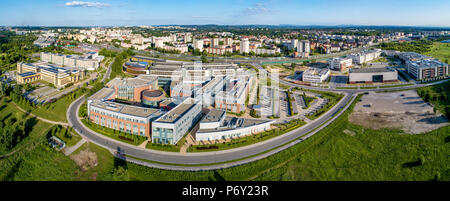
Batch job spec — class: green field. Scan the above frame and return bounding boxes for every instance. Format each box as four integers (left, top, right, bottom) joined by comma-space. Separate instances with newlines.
425, 42, 450, 63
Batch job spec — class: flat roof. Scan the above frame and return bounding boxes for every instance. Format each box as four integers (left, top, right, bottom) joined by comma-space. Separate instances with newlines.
201, 109, 225, 123
197, 116, 274, 133
350, 68, 395, 74
88, 87, 115, 101
155, 98, 197, 123
18, 71, 38, 77
90, 101, 162, 118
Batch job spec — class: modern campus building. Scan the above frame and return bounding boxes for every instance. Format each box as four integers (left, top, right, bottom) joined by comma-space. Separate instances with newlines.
151, 98, 202, 145
88, 99, 163, 137
391, 51, 449, 80
302, 67, 330, 83
328, 57, 353, 71
106, 75, 159, 102
348, 49, 382, 64
348, 68, 398, 84
40, 52, 103, 70
196, 109, 275, 141
406, 59, 448, 80
16, 62, 84, 88
123, 61, 149, 74
214, 75, 254, 113
85, 58, 268, 145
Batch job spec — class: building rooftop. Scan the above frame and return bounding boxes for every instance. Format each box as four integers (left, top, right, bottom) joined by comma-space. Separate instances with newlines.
107, 74, 158, 88
18, 71, 37, 77
350, 67, 395, 74
303, 67, 330, 76
88, 87, 115, 101
90, 101, 162, 118
155, 98, 197, 123
200, 109, 225, 123
197, 116, 274, 133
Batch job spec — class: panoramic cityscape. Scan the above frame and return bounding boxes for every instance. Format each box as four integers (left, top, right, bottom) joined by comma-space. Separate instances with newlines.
0, 0, 449, 196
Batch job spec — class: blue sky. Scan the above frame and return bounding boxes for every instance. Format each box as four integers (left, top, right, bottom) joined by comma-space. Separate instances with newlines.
1, 0, 450, 26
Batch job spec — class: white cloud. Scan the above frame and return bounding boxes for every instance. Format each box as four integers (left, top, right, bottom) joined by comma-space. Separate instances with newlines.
65, 1, 110, 8
245, 3, 272, 15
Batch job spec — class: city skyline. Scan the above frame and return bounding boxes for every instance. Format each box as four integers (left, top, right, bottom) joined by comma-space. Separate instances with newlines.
1, 0, 450, 27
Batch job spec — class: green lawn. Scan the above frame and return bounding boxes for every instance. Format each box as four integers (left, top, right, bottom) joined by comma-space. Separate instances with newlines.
30, 88, 87, 123
425, 42, 450, 63
306, 92, 344, 120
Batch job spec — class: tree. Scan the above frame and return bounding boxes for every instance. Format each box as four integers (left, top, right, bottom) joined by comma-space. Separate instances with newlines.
201, 55, 208, 63
113, 166, 130, 181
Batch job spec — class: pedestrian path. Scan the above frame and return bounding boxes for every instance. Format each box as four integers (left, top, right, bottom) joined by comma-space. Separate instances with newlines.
12, 102, 69, 126
64, 138, 87, 156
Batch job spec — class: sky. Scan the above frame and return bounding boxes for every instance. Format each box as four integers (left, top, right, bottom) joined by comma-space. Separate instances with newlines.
1, 0, 450, 27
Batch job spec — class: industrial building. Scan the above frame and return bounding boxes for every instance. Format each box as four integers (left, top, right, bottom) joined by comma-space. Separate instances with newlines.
348, 68, 398, 84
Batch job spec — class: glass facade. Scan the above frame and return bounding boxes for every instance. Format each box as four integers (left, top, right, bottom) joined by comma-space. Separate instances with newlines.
152, 128, 173, 144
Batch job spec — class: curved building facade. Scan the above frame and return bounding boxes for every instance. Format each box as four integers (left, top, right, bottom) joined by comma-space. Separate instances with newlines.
142, 89, 165, 108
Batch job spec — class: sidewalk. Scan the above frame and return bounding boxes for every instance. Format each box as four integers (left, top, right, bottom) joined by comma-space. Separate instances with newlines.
12, 102, 69, 126
64, 138, 87, 156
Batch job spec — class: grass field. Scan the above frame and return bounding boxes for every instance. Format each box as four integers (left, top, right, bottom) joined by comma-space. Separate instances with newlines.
30, 88, 86, 123
425, 42, 450, 63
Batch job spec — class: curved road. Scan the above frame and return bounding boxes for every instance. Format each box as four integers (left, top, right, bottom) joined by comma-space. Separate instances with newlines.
67, 65, 449, 170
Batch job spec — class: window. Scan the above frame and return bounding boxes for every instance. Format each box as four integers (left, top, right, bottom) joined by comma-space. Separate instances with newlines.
113, 120, 118, 130
133, 125, 138, 135
140, 126, 145, 136
126, 124, 131, 133
119, 122, 124, 131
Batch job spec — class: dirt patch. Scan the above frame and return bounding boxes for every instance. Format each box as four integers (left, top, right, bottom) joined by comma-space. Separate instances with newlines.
70, 150, 98, 171
343, 129, 356, 136
350, 90, 449, 134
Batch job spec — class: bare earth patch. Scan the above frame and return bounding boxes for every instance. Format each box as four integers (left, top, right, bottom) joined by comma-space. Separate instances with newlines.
70, 150, 98, 171
349, 90, 449, 134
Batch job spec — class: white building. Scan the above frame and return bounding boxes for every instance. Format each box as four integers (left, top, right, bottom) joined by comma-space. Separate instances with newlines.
196, 109, 275, 141
302, 68, 330, 83
328, 57, 353, 71
348, 49, 382, 64
151, 98, 202, 145
193, 39, 204, 52
240, 38, 250, 54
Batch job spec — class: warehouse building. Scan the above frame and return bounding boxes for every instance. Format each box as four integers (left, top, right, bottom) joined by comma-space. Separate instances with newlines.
348, 68, 398, 84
